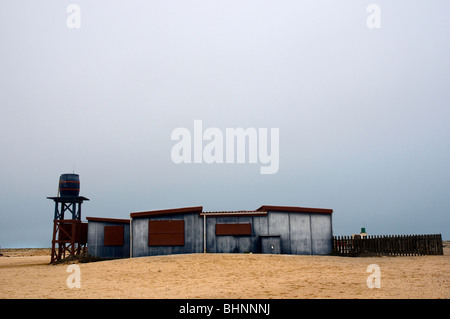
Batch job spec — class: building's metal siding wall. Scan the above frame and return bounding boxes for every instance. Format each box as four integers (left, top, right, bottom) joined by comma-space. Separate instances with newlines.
310, 213, 333, 254
132, 213, 204, 257
87, 221, 130, 259
289, 213, 312, 254
130, 211, 332, 257
206, 212, 332, 255
267, 212, 290, 253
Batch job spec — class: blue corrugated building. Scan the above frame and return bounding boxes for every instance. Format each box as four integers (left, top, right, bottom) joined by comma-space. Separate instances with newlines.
87, 205, 333, 259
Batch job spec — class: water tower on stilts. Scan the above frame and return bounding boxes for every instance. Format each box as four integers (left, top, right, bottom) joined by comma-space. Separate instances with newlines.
47, 174, 89, 264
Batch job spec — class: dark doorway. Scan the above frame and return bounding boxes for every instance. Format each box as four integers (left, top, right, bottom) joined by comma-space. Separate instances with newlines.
260, 235, 281, 254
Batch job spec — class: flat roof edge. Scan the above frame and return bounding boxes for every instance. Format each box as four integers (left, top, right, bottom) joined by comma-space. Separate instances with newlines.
130, 206, 203, 218
256, 205, 333, 214
86, 217, 130, 224
129, 205, 332, 218
201, 211, 267, 217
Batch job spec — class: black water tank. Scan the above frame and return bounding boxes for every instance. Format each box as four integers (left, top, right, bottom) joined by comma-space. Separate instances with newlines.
59, 173, 80, 197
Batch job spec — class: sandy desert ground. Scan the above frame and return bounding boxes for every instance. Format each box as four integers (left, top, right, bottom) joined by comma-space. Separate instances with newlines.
0, 243, 448, 299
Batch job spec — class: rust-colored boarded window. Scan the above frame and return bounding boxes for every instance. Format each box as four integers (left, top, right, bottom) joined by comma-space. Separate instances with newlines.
216, 223, 252, 236
148, 220, 185, 246
104, 225, 124, 246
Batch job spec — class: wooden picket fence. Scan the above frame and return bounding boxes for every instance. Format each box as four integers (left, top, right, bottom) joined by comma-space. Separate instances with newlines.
332, 234, 443, 257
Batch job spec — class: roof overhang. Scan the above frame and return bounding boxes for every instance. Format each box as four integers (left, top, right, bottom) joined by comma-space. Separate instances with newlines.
130, 206, 203, 218
256, 205, 333, 215
129, 205, 333, 219
200, 211, 267, 217
86, 217, 130, 224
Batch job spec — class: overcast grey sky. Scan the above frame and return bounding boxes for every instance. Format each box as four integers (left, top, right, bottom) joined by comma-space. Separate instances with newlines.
1, 1, 449, 247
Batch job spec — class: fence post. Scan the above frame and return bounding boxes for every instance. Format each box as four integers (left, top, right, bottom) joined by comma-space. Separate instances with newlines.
400, 235, 404, 256
432, 234, 437, 255
385, 235, 388, 256
335, 236, 339, 255
438, 234, 444, 255
376, 235, 380, 256
408, 235, 412, 256
334, 236, 337, 255
347, 235, 351, 256
336, 236, 340, 255
347, 235, 349, 256
418, 235, 423, 255
338, 235, 342, 256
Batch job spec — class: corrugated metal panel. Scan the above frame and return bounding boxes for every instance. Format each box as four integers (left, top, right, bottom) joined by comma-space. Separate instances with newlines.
216, 223, 252, 236
148, 220, 185, 246
104, 225, 124, 246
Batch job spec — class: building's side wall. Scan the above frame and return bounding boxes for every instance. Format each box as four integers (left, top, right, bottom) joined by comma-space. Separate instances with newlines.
206, 211, 332, 255
268, 211, 332, 255
131, 211, 333, 257
87, 221, 130, 259
310, 213, 333, 254
207, 216, 255, 253
289, 213, 312, 254
131, 213, 204, 257
267, 212, 291, 253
